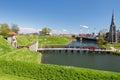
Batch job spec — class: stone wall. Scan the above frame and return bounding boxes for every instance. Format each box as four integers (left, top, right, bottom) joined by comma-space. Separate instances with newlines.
29, 41, 38, 52
7, 36, 17, 48
7, 37, 12, 44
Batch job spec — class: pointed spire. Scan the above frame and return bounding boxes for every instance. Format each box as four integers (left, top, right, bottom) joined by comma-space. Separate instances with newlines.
109, 11, 117, 43
111, 10, 115, 25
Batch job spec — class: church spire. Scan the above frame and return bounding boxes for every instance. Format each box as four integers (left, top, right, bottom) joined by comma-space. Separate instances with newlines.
109, 11, 117, 43
111, 11, 115, 25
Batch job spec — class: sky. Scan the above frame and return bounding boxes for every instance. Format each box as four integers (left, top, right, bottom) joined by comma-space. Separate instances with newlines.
0, 0, 120, 34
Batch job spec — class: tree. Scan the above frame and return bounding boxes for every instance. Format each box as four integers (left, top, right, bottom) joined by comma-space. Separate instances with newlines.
97, 37, 108, 45
98, 29, 107, 38
41, 27, 51, 35
11, 24, 19, 34
0, 24, 10, 36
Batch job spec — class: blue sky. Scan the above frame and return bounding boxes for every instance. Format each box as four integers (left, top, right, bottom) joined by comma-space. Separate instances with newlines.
0, 0, 120, 34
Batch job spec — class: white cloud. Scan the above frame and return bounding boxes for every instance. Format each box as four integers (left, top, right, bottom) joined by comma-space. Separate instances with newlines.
19, 27, 39, 34
52, 29, 70, 34
80, 25, 89, 28
63, 29, 67, 32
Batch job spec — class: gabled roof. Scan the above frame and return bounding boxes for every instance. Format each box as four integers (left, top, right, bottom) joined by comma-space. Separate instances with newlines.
8, 31, 16, 35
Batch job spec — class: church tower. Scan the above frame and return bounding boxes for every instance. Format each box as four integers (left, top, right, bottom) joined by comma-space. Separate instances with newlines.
109, 12, 117, 43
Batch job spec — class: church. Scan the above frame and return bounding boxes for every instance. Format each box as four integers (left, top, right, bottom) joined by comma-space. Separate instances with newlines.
107, 12, 118, 43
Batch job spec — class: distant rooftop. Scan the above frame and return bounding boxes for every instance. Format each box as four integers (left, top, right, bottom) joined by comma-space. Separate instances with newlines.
8, 31, 16, 35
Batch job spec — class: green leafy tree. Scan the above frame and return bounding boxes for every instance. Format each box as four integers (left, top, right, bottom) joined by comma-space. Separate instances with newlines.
97, 37, 108, 45
0, 24, 10, 36
11, 24, 19, 34
41, 27, 51, 35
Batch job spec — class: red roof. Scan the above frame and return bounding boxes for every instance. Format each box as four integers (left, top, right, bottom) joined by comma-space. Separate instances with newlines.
8, 32, 16, 35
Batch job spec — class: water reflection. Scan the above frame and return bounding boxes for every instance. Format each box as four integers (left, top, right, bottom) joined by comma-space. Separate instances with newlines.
42, 52, 120, 72
67, 41, 99, 48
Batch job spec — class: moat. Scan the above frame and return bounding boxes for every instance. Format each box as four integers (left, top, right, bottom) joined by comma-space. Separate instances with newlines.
41, 41, 120, 72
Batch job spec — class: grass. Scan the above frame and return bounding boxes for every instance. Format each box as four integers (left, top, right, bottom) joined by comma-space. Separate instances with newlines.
98, 43, 111, 49
0, 60, 120, 80
17, 35, 71, 47
0, 48, 41, 64
0, 73, 35, 80
1, 35, 120, 80
0, 36, 14, 56
113, 43, 120, 49
0, 35, 41, 64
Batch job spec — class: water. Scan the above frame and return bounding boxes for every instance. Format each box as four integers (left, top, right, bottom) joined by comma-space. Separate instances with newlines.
66, 41, 99, 48
41, 41, 120, 72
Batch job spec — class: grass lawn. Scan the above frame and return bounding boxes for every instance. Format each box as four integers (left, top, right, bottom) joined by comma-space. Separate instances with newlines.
0, 48, 41, 64
0, 60, 120, 80
0, 36, 41, 64
17, 35, 72, 47
0, 36, 14, 56
113, 43, 120, 49
0, 73, 35, 80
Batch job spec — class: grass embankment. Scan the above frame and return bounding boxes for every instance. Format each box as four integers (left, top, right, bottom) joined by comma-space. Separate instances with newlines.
0, 36, 14, 56
1, 35, 120, 80
113, 43, 120, 49
0, 60, 120, 80
0, 35, 41, 63
0, 36, 41, 79
0, 73, 35, 80
17, 35, 71, 47
112, 43, 120, 55
0, 48, 41, 63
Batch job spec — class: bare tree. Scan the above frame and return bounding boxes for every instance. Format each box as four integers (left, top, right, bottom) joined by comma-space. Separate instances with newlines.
11, 24, 19, 34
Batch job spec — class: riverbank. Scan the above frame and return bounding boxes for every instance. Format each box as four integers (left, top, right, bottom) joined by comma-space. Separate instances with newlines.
0, 60, 120, 80
1, 35, 120, 79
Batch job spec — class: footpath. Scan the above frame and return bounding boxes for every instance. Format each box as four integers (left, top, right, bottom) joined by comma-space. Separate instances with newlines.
110, 44, 120, 52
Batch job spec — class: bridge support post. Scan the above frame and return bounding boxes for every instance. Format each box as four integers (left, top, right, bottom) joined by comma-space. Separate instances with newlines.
77, 50, 80, 53
65, 50, 68, 53
59, 50, 61, 53
71, 50, 73, 53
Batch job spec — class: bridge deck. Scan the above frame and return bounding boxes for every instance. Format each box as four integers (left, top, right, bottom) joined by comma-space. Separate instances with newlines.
37, 48, 115, 52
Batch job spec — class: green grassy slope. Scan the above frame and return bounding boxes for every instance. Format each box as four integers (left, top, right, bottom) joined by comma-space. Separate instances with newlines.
0, 48, 41, 64
0, 73, 35, 80
113, 43, 120, 49
0, 36, 41, 64
0, 36, 14, 55
16, 35, 38, 46
17, 35, 71, 47
1, 35, 120, 80
0, 60, 120, 80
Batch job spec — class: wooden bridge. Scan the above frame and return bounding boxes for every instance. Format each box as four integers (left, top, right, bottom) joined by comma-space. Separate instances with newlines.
37, 48, 115, 54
